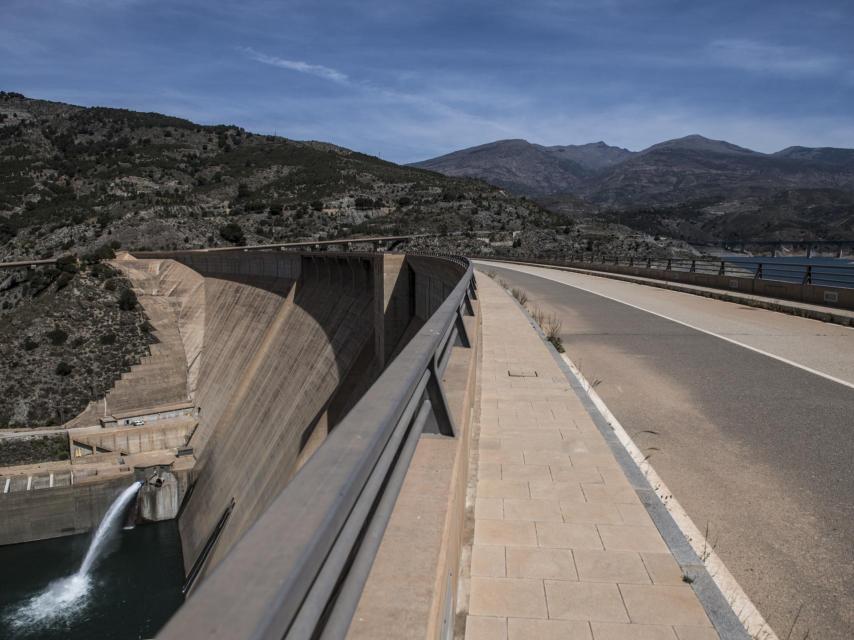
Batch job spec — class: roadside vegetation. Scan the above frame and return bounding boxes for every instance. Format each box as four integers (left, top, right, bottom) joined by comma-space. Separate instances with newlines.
492, 274, 565, 353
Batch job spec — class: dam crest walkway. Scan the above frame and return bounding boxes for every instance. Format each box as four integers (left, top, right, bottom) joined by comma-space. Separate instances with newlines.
461, 274, 718, 640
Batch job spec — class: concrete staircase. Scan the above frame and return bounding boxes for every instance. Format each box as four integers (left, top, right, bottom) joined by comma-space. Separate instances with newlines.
67, 257, 203, 428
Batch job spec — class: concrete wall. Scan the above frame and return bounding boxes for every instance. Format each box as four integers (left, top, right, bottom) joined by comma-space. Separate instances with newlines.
0, 247, 472, 610
143, 251, 432, 579
0, 475, 135, 545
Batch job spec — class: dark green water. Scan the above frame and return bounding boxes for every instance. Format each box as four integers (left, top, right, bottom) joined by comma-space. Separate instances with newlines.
0, 521, 184, 640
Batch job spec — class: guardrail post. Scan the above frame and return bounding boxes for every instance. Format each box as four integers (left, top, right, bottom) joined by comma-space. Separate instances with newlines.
803, 265, 812, 285
690, 260, 696, 273
666, 259, 672, 271
426, 361, 456, 437
754, 263, 763, 280
646, 256, 651, 269
718, 261, 725, 276
629, 257, 634, 267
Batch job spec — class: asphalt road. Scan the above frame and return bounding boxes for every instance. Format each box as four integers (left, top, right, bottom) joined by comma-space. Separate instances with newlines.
478, 262, 854, 640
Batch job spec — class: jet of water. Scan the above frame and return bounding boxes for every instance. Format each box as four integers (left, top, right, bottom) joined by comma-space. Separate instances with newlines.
79, 481, 141, 575
6, 481, 142, 631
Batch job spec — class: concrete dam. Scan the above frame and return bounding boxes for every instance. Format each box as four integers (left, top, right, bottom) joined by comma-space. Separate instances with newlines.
2, 246, 479, 638
121, 249, 468, 581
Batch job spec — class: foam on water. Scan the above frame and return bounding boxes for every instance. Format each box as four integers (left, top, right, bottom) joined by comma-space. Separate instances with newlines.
5, 481, 141, 631
6, 574, 92, 630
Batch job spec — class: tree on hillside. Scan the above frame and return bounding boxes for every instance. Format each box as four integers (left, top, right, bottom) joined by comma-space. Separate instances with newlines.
219, 222, 246, 246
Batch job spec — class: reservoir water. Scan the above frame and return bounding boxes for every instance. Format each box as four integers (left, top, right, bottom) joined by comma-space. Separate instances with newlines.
0, 520, 184, 639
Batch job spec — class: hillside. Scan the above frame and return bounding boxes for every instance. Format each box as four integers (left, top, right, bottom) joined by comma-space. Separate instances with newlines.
0, 92, 552, 260
413, 135, 854, 242
0, 92, 693, 260
0, 256, 153, 427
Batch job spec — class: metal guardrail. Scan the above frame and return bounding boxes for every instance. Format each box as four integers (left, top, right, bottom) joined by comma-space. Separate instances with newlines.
158, 254, 476, 640
483, 253, 854, 290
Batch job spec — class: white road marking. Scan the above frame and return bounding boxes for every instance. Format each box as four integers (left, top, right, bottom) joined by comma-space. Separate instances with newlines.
478, 261, 854, 391
559, 350, 779, 640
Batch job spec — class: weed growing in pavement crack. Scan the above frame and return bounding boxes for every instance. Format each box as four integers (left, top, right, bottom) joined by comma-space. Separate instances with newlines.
510, 286, 528, 306
544, 314, 564, 352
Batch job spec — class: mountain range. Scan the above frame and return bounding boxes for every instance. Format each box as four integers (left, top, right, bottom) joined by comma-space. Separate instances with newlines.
0, 92, 690, 265
412, 136, 854, 242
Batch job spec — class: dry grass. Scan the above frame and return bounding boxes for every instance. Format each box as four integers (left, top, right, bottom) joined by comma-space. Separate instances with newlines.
544, 314, 564, 352
510, 287, 528, 306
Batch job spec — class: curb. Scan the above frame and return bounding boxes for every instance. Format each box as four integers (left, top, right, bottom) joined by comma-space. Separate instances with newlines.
484, 273, 757, 640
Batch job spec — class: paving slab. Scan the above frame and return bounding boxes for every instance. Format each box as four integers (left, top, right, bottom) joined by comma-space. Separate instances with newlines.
460, 275, 718, 638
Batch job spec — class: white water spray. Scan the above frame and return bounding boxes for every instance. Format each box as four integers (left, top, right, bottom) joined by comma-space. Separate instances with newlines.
7, 481, 141, 630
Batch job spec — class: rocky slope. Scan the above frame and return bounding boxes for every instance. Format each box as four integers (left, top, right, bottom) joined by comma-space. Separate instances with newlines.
413, 135, 854, 242
0, 256, 154, 427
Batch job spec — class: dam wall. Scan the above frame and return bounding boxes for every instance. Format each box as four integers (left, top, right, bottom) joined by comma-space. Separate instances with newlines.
0, 475, 135, 544
137, 250, 458, 578
0, 246, 470, 594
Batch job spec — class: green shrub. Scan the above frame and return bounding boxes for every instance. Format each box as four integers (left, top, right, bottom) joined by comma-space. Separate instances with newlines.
56, 272, 74, 290
118, 288, 138, 311
23, 337, 39, 351
90, 263, 114, 279
83, 244, 116, 263
219, 222, 246, 246
45, 327, 68, 346
55, 254, 79, 273
55, 361, 73, 376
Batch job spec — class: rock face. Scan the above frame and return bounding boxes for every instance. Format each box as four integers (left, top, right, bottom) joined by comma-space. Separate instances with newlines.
0, 261, 154, 428
412, 135, 854, 241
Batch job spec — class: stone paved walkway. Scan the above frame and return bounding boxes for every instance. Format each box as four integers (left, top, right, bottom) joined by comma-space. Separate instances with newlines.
463, 274, 719, 640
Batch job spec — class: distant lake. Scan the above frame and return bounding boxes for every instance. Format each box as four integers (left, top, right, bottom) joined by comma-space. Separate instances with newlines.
724, 256, 854, 288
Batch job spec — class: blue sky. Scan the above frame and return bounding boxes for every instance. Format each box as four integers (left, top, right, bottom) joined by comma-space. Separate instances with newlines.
2, 0, 853, 163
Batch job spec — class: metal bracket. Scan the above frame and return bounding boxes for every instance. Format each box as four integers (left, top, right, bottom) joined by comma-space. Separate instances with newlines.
425, 362, 456, 437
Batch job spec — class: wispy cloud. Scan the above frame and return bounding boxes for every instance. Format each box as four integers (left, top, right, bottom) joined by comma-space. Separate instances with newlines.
708, 38, 839, 76
241, 47, 348, 84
